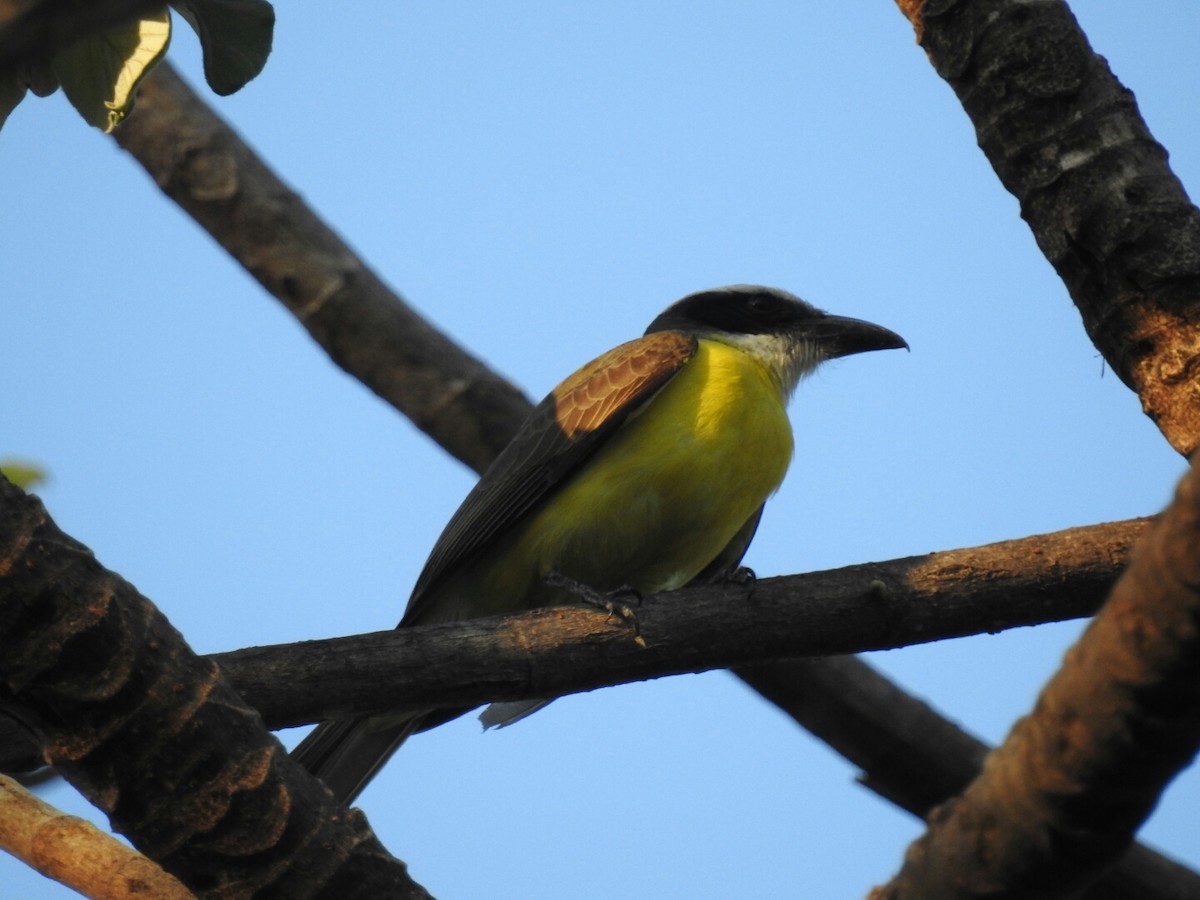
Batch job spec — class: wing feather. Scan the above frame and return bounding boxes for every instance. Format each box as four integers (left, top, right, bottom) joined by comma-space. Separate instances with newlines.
401, 331, 697, 625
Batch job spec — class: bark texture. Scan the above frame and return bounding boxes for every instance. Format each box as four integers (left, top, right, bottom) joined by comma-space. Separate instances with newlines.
208, 518, 1148, 729
739, 657, 1200, 900
869, 3, 1200, 895
898, 0, 1200, 454
874, 459, 1200, 898
113, 62, 532, 474
0, 478, 429, 899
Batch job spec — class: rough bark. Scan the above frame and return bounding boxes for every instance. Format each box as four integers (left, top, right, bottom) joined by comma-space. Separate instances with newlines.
112, 62, 533, 474
873, 449, 1200, 899
67, 8, 1197, 896
0, 478, 429, 899
896, 0, 1200, 455
103, 51, 1200, 900
739, 657, 990, 816
864, 3, 1200, 896
739, 657, 1200, 900
97, 55, 1126, 868
0, 518, 1149, 763
0, 712, 40, 773
196, 518, 1148, 730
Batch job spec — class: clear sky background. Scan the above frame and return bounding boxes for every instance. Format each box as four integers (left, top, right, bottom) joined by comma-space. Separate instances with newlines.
3, 4, 1198, 897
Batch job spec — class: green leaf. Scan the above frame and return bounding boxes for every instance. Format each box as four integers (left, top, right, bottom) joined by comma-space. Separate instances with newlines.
0, 77, 27, 131
1, 461, 48, 490
53, 8, 172, 133
170, 0, 274, 96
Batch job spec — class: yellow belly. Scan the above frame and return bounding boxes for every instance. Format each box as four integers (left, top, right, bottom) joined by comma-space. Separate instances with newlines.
482, 338, 794, 608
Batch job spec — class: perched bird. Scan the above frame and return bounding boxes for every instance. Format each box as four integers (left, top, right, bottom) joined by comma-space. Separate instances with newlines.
293, 285, 906, 804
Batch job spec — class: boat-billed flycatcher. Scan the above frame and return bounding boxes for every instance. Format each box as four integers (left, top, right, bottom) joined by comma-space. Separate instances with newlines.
293, 285, 906, 804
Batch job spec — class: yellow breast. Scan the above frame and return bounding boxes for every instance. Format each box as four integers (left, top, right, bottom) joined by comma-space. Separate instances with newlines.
512, 338, 794, 597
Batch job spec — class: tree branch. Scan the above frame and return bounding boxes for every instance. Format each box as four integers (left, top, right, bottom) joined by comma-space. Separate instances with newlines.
112, 61, 532, 474
861, 3, 1200, 895
6, 508, 1179, 896
0, 713, 40, 774
875, 450, 1200, 899
110, 54, 1166, 876
205, 517, 1146, 729
98, 24, 1199, 897
2, 517, 1146, 767
0, 477, 430, 899
739, 657, 1200, 900
0, 774, 193, 899
896, 0, 1200, 455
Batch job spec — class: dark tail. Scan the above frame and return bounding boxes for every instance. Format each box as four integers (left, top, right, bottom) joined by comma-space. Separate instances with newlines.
291, 714, 421, 805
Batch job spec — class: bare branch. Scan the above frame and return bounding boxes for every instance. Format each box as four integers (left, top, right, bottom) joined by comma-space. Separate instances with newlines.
0, 713, 40, 774
0, 477, 430, 899
5, 504, 1191, 898
896, 0, 1200, 455
875, 455, 1200, 898
0, 774, 193, 899
96, 24, 1200, 897
112, 62, 534, 473
860, 3, 1200, 896
210, 518, 1147, 729
738, 657, 1200, 900
102, 50, 1146, 868
738, 657, 988, 817
2, 517, 1147, 767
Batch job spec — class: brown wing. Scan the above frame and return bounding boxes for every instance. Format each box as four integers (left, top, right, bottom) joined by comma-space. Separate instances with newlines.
400, 330, 698, 626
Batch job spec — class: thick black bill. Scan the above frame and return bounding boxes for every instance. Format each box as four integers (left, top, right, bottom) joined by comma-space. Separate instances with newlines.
808, 314, 908, 360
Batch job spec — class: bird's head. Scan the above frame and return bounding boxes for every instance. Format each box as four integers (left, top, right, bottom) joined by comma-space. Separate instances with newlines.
645, 285, 907, 399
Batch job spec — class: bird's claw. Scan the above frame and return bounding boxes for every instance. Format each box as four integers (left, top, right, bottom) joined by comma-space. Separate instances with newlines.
545, 572, 647, 646
725, 565, 757, 589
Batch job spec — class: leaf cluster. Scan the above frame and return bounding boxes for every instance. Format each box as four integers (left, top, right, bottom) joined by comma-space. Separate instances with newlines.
0, 0, 273, 132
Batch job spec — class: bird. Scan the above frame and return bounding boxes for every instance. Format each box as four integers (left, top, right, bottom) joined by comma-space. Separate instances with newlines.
292, 284, 906, 804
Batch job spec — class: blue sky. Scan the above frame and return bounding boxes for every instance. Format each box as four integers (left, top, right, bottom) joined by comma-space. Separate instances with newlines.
3, 4, 1198, 897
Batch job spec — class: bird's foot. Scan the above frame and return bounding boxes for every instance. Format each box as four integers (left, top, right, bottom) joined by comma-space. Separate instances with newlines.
544, 571, 647, 647
704, 564, 757, 597
723, 565, 757, 588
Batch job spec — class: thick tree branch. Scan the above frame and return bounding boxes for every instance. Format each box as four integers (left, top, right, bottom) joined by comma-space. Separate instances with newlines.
112, 62, 533, 473
6, 505, 1192, 897
7, 509, 1180, 895
0, 713, 39, 774
739, 657, 990, 817
104, 52, 1132, 867
876, 453, 1200, 899
0, 477, 430, 899
96, 19, 1200, 897
864, 3, 1200, 896
0, 516, 1145, 773
208, 517, 1146, 729
896, 0, 1200, 455
739, 657, 1200, 900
